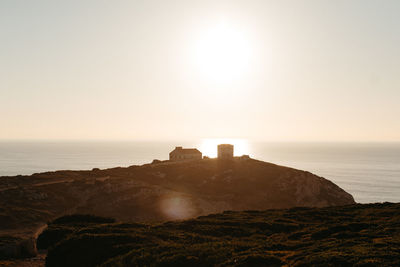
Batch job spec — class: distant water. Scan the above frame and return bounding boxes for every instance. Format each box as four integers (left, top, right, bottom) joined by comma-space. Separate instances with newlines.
0, 141, 399, 204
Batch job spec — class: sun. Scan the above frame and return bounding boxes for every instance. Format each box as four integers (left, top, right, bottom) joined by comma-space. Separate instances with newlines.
193, 21, 252, 83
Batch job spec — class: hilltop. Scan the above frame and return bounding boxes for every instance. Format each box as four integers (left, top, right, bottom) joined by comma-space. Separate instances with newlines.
0, 157, 354, 259
40, 202, 400, 267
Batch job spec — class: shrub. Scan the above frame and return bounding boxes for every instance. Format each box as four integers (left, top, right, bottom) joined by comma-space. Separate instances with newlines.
52, 214, 115, 225
37, 226, 74, 249
46, 233, 142, 267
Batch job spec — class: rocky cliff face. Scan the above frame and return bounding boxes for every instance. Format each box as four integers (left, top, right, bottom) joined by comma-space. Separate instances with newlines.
0, 157, 354, 237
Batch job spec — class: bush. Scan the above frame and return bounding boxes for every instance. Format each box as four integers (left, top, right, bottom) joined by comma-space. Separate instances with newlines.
41, 204, 400, 267
230, 254, 283, 267
52, 214, 115, 225
37, 226, 74, 249
46, 233, 142, 267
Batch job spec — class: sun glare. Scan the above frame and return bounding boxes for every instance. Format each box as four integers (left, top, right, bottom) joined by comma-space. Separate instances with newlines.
160, 194, 194, 220
193, 21, 252, 83
199, 138, 249, 158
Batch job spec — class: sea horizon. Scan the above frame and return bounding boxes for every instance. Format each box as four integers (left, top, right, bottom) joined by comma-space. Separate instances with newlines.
1, 140, 399, 204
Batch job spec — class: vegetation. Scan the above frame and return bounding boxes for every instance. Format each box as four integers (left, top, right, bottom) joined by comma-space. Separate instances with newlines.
0, 158, 354, 241
41, 202, 400, 267
51, 214, 116, 225
37, 214, 116, 250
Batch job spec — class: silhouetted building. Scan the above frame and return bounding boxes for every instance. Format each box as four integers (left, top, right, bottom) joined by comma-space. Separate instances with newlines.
169, 146, 202, 161
218, 144, 234, 159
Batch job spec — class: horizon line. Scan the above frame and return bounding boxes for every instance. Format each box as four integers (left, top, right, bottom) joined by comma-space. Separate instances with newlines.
0, 139, 399, 144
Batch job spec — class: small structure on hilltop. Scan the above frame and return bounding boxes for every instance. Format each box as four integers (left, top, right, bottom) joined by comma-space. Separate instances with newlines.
169, 146, 202, 161
218, 144, 234, 159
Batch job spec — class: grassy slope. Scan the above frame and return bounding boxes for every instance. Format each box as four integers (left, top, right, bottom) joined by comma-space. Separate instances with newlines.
40, 202, 400, 267
0, 158, 354, 238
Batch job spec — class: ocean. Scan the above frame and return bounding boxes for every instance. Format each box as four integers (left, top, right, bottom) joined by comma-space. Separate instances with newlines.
0, 141, 399, 204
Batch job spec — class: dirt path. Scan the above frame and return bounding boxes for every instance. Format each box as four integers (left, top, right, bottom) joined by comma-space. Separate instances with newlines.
0, 186, 18, 192
0, 178, 74, 192
32, 179, 74, 187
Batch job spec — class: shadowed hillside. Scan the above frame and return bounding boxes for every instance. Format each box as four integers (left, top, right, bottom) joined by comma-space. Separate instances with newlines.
40, 202, 400, 267
0, 157, 354, 259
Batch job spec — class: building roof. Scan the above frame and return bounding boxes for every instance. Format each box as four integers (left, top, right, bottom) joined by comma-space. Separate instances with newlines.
170, 147, 201, 155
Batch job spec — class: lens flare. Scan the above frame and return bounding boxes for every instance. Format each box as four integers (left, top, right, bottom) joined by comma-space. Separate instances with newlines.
160, 194, 195, 220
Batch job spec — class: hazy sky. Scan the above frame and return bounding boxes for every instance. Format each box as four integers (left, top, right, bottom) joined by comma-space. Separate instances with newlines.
1, 0, 399, 142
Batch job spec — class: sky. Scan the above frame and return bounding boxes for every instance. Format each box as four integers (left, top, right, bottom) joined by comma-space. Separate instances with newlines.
1, 0, 399, 142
